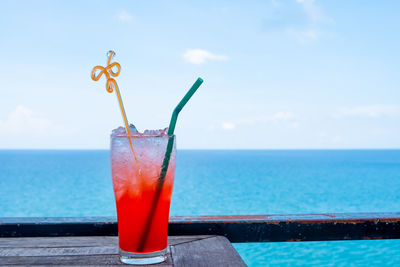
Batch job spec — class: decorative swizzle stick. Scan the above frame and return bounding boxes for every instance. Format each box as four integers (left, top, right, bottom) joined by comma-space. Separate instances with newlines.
91, 51, 139, 166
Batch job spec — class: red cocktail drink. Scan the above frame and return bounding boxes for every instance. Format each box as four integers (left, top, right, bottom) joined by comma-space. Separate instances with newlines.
110, 127, 176, 264
91, 50, 201, 265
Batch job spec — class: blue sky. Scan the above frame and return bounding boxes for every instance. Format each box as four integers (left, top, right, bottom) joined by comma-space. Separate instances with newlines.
0, 0, 399, 149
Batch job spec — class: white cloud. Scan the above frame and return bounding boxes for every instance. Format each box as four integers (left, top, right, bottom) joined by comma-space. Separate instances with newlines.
219, 112, 298, 130
221, 122, 236, 130
295, 0, 332, 24
270, 0, 281, 7
0, 105, 72, 136
334, 105, 400, 118
287, 0, 332, 44
183, 49, 228, 64
117, 11, 133, 22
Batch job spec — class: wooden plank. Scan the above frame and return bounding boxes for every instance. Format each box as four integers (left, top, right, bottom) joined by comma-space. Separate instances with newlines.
0, 255, 172, 266
171, 236, 246, 267
0, 236, 118, 248
0, 235, 242, 266
0, 246, 116, 256
0, 235, 208, 248
0, 255, 122, 265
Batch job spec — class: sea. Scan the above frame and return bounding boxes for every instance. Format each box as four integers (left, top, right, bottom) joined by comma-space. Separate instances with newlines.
0, 149, 399, 266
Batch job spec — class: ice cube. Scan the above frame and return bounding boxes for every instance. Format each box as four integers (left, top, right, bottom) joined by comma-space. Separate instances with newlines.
111, 126, 126, 136
143, 128, 169, 136
112, 126, 169, 137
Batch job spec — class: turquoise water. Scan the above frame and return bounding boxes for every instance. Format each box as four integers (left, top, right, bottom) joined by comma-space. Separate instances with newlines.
1, 150, 400, 266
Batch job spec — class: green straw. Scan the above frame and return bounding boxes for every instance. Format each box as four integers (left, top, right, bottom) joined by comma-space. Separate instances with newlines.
137, 77, 203, 252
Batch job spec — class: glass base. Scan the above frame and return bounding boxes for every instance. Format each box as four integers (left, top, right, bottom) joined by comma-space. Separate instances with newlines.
119, 248, 167, 265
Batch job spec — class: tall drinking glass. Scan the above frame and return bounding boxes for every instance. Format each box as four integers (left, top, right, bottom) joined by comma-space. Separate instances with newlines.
110, 127, 176, 265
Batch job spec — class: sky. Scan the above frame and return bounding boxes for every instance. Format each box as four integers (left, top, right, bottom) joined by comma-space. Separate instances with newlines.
0, 0, 399, 149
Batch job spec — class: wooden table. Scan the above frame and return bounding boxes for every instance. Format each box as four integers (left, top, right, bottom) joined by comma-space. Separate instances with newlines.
0, 235, 246, 266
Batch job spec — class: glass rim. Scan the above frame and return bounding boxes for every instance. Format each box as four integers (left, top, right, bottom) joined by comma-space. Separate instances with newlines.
111, 134, 175, 139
